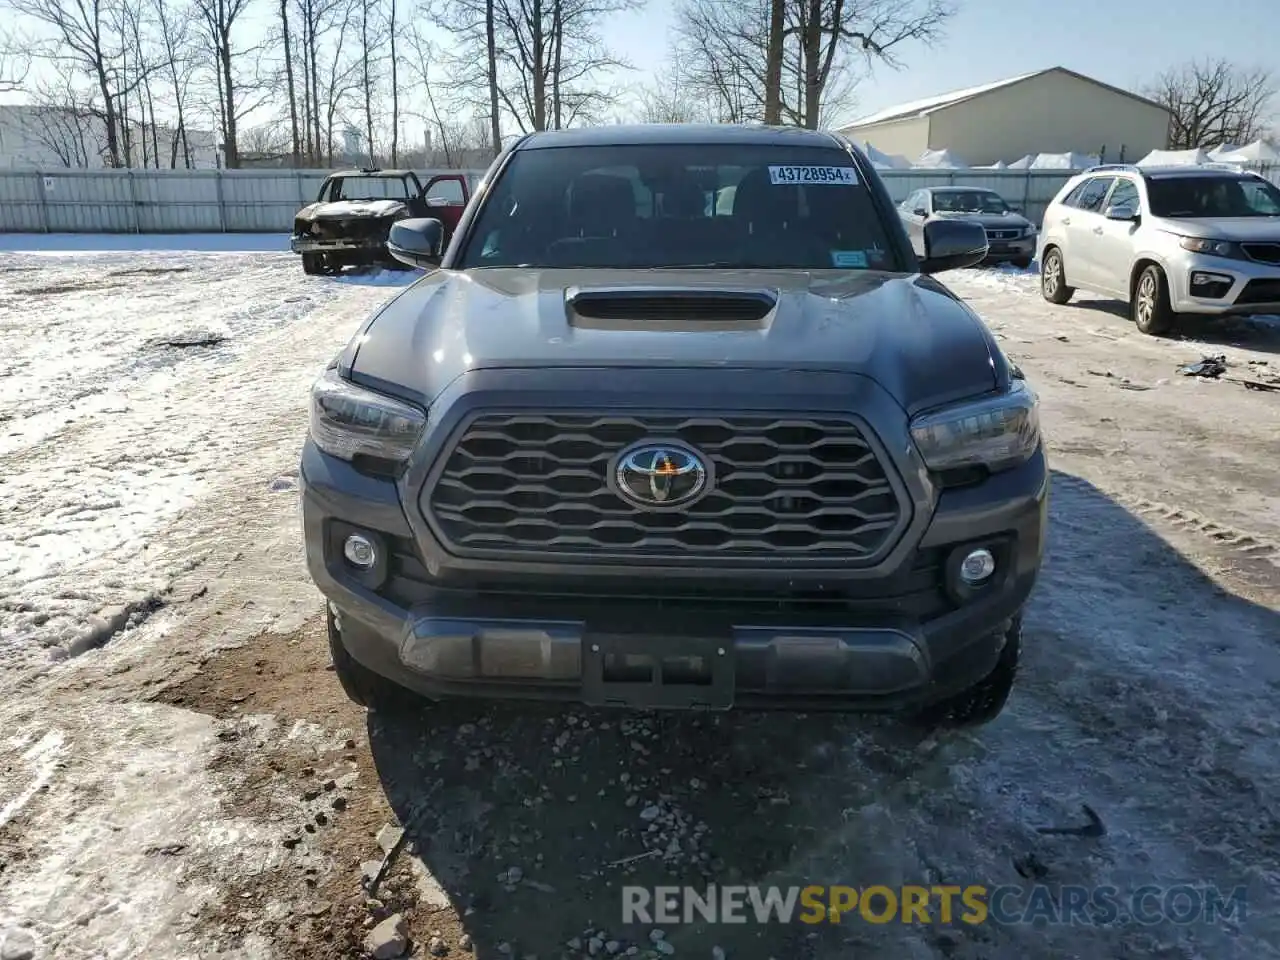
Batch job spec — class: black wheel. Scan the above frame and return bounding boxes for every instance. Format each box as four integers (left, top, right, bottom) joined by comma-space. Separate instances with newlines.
1132, 264, 1178, 336
1011, 256, 1033, 270
911, 615, 1021, 729
1040, 247, 1073, 304
326, 606, 404, 711
301, 252, 323, 275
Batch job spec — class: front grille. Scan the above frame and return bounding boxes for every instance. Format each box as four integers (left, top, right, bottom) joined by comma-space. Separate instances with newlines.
1241, 242, 1280, 265
315, 218, 386, 240
1234, 279, 1280, 305
986, 228, 1021, 241
381, 536, 950, 618
424, 412, 905, 561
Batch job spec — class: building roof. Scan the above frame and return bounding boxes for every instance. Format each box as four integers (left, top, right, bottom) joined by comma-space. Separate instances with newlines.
838, 67, 1170, 129
518, 124, 844, 149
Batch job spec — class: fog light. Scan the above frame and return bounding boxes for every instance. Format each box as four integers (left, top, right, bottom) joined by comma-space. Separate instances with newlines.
343, 534, 377, 568
960, 548, 996, 584
1189, 271, 1233, 299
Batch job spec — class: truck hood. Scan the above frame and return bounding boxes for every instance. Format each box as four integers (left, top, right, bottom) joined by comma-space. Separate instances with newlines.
347, 268, 1001, 415
1156, 217, 1280, 242
298, 199, 407, 220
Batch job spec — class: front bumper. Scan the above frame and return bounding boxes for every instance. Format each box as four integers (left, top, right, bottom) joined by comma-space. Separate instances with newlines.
1168, 252, 1280, 315
982, 235, 1036, 263
300, 417, 1049, 711
291, 235, 388, 254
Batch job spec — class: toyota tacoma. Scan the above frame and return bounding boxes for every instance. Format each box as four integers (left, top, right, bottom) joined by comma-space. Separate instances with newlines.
300, 124, 1048, 727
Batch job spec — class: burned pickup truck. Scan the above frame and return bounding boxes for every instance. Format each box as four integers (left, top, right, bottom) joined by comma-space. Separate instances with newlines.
291, 168, 471, 275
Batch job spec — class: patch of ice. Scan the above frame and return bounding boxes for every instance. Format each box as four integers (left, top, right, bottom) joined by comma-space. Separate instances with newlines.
0, 704, 281, 960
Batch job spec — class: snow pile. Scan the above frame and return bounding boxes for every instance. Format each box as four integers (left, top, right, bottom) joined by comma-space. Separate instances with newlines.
1135, 147, 1214, 167
860, 142, 912, 169
913, 148, 968, 169
1209, 139, 1280, 165
1029, 151, 1101, 170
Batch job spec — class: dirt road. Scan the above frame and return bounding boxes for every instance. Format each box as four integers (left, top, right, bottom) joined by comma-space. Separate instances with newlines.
1, 248, 1278, 960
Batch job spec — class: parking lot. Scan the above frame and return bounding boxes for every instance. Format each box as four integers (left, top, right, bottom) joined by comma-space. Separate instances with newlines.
1, 239, 1279, 960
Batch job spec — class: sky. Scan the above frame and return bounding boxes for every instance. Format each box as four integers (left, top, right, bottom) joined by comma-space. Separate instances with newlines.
597, 0, 1279, 126
2, 0, 1276, 131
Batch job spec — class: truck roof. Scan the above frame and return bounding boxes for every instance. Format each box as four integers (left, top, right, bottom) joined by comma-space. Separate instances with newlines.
326, 168, 418, 178
516, 124, 849, 151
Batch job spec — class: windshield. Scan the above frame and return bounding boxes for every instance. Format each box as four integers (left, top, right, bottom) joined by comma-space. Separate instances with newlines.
932, 190, 1009, 214
455, 143, 901, 271
331, 176, 412, 201
1146, 175, 1280, 218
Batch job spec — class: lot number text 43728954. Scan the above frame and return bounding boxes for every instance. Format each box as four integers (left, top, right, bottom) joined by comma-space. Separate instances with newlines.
767, 165, 859, 186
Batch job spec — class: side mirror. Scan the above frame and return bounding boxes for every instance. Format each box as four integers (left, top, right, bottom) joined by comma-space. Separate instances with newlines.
388, 218, 444, 268
918, 219, 988, 275
913, 207, 927, 217
1008, 204, 1022, 213
1104, 204, 1138, 221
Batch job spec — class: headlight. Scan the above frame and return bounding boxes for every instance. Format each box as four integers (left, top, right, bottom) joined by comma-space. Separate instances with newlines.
1179, 236, 1237, 258
910, 379, 1040, 473
308, 366, 426, 464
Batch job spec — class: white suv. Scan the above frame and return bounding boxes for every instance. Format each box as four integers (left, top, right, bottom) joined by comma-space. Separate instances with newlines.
1037, 164, 1280, 336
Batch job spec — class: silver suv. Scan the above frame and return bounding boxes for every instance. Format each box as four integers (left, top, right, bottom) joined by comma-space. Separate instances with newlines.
1037, 164, 1280, 335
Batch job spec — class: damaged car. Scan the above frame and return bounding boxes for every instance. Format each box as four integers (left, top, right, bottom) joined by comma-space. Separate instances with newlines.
291, 168, 471, 275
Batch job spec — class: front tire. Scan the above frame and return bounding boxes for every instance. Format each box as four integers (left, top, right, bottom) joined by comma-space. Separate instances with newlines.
911, 615, 1021, 729
1132, 264, 1178, 336
327, 606, 403, 711
1011, 256, 1033, 271
301, 252, 323, 276
1040, 247, 1073, 304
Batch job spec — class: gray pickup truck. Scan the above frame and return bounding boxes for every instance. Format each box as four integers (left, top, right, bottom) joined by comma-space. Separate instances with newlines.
300, 124, 1048, 729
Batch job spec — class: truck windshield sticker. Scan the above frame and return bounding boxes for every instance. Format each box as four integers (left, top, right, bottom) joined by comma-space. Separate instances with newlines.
768, 165, 858, 186
831, 250, 868, 268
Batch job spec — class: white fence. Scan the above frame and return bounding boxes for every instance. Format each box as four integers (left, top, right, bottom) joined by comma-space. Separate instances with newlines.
0, 164, 1275, 234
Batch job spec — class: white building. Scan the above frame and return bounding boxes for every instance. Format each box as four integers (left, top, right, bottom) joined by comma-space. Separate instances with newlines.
0, 104, 219, 170
837, 67, 1171, 168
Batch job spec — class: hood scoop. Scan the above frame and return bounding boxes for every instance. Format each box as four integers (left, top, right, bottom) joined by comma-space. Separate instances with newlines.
566, 287, 777, 331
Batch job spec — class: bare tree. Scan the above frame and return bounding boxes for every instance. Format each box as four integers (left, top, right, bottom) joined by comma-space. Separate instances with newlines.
675, 0, 953, 129
387, 0, 397, 164
1146, 59, 1277, 149
431, 0, 504, 155
763, 0, 782, 123
4, 0, 133, 164
192, 0, 260, 167
239, 119, 290, 160
295, 0, 358, 163
0, 29, 32, 91
357, 0, 382, 164
279, 0, 301, 163
319, 5, 360, 164
633, 52, 714, 123
492, 0, 638, 132
150, 0, 198, 166
21, 68, 104, 166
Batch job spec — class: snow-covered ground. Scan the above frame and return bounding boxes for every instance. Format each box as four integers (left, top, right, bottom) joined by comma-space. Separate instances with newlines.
0, 239, 412, 667
0, 241, 1278, 960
